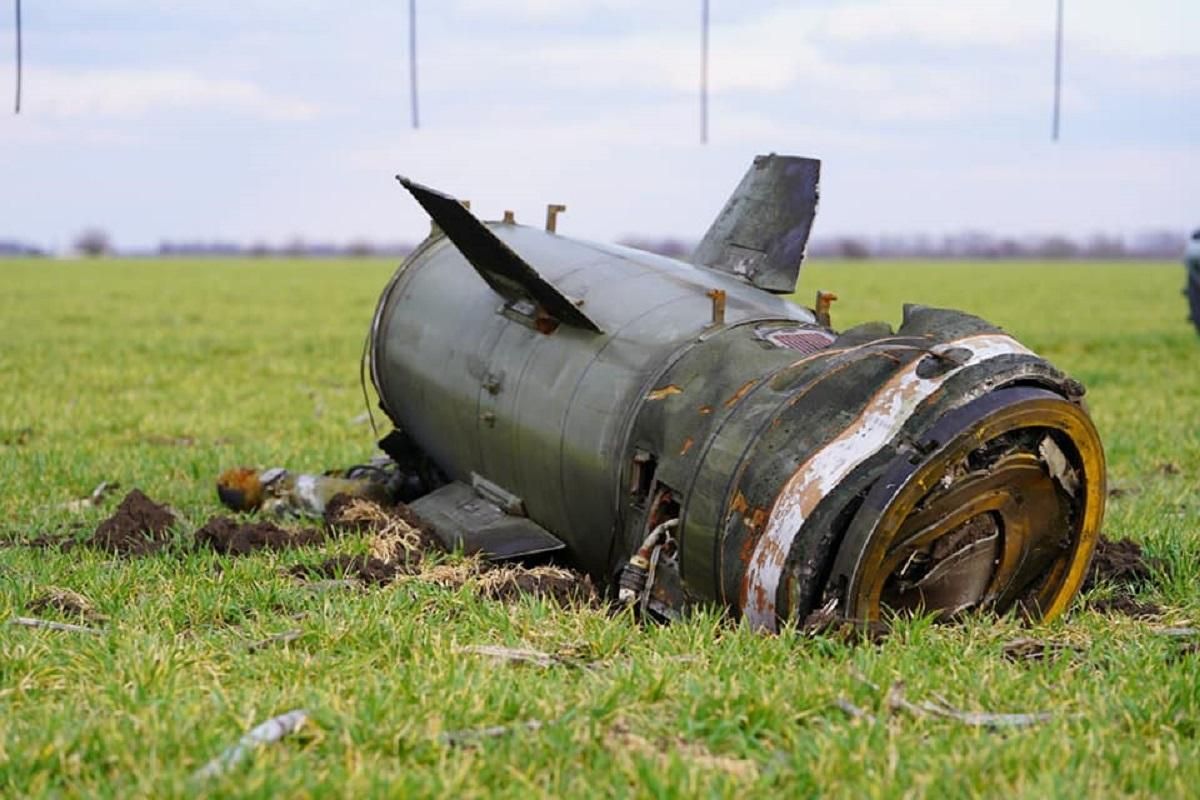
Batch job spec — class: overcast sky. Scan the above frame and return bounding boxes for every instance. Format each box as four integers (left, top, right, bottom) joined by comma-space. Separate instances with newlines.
1, 0, 1197, 250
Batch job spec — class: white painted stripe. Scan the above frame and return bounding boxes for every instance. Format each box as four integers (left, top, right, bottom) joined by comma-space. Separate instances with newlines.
740, 333, 1034, 630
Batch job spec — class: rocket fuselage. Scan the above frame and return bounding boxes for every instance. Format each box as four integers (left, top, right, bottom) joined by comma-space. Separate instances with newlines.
370, 220, 1104, 630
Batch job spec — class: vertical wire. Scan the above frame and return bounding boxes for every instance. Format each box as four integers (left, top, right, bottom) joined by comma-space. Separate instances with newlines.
409, 0, 419, 129
14, 0, 21, 114
1052, 0, 1063, 141
700, 0, 708, 144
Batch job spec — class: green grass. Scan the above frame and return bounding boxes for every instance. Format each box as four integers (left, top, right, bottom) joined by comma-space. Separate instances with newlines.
1, 257, 1198, 798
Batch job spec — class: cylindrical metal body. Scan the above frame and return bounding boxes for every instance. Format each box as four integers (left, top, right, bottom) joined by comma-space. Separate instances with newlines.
372, 223, 1105, 630
371, 224, 814, 575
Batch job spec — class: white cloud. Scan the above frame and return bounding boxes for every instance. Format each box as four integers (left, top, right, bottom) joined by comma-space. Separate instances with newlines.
6, 67, 319, 121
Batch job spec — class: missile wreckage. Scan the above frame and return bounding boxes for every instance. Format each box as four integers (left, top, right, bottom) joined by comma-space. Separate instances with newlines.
284, 154, 1109, 631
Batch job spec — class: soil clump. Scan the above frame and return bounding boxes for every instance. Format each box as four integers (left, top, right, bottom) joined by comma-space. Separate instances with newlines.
1083, 536, 1159, 593
87, 489, 178, 556
289, 555, 405, 586
195, 516, 323, 556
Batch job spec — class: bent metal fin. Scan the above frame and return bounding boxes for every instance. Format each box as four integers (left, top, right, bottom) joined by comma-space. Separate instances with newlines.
409, 481, 567, 561
692, 154, 820, 295
397, 176, 603, 333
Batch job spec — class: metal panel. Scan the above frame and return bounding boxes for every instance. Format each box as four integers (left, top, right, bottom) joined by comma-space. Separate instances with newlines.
410, 481, 567, 560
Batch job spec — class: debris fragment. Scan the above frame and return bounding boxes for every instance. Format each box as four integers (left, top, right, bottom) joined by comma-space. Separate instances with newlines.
28, 587, 106, 624
61, 480, 120, 512
192, 709, 309, 781
246, 630, 302, 653
440, 719, 545, 747
833, 698, 876, 722
216, 464, 395, 517
885, 682, 1054, 729
1039, 436, 1079, 497
1156, 626, 1200, 638
87, 489, 178, 556
9, 616, 103, 636
457, 644, 561, 668
195, 516, 323, 556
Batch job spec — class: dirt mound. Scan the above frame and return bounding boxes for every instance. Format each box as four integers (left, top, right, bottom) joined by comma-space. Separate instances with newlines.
289, 555, 404, 586
1077, 535, 1165, 618
195, 516, 323, 556
1083, 536, 1159, 593
87, 489, 177, 556
477, 564, 600, 607
1087, 595, 1163, 619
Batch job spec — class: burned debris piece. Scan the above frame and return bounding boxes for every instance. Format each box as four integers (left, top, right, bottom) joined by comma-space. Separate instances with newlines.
215, 460, 399, 518
363, 153, 1107, 631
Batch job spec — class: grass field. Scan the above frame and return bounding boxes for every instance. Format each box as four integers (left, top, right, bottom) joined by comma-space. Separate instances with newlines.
1, 257, 1198, 798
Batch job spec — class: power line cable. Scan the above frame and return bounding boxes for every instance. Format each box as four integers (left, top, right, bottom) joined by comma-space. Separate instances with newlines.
13, 0, 21, 114
409, 0, 419, 129
700, 0, 708, 143
1052, 0, 1063, 141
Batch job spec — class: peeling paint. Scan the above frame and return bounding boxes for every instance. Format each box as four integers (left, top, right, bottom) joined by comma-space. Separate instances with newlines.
679, 437, 695, 456
647, 385, 684, 401
739, 333, 1035, 631
698, 405, 714, 415
724, 379, 757, 408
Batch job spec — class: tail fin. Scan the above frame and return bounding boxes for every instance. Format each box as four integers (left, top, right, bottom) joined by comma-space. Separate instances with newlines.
398, 176, 602, 333
692, 154, 820, 294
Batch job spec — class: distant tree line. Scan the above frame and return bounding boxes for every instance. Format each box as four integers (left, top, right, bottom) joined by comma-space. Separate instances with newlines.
0, 228, 1192, 260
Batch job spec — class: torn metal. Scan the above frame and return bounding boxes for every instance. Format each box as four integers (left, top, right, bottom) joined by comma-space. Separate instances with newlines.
357, 153, 1108, 631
